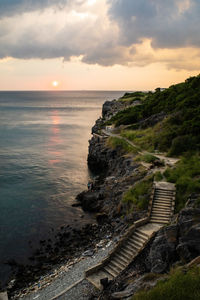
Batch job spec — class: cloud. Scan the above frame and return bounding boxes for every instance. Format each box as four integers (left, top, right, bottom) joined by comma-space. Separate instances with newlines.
108, 0, 200, 48
0, 0, 199, 71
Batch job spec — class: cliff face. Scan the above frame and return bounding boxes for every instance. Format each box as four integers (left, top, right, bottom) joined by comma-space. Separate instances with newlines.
77, 100, 146, 223
82, 97, 200, 299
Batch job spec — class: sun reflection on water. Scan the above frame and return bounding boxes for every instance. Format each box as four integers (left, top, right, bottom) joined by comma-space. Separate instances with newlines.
48, 110, 63, 165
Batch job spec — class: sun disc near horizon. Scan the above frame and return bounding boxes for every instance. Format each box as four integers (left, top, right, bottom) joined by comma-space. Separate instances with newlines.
52, 80, 59, 88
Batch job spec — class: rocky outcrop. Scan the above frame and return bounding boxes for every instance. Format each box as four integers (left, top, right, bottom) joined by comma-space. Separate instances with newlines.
146, 201, 200, 274
147, 225, 178, 273
102, 100, 124, 119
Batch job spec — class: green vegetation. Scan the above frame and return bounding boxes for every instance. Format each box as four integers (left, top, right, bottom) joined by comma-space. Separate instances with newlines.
111, 75, 200, 155
136, 154, 158, 163
164, 154, 200, 212
154, 171, 164, 182
106, 136, 139, 154
122, 176, 153, 211
119, 91, 147, 104
133, 266, 200, 300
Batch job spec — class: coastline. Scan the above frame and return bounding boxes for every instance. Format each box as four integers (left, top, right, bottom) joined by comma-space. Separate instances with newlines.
6, 97, 138, 299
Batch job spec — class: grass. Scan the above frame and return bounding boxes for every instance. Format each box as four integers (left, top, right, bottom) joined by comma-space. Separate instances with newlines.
122, 176, 154, 211
138, 154, 158, 163
133, 266, 200, 300
119, 92, 147, 104
154, 171, 164, 182
121, 127, 158, 152
164, 154, 200, 212
109, 75, 200, 155
106, 136, 139, 154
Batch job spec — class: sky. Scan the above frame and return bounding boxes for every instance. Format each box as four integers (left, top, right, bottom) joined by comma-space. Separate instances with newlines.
0, 0, 199, 91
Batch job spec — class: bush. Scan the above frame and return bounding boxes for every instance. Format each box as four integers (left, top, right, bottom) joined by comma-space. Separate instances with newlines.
133, 266, 200, 300
169, 135, 196, 156
140, 154, 158, 163
164, 154, 200, 211
110, 74, 200, 154
154, 171, 163, 182
122, 176, 153, 211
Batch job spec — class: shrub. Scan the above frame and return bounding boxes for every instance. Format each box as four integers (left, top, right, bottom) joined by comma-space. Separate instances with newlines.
164, 154, 200, 211
122, 176, 154, 211
154, 171, 163, 182
140, 154, 158, 163
133, 266, 200, 300
169, 135, 196, 156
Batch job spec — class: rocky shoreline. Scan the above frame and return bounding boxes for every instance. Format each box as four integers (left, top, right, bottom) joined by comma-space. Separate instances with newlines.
4, 98, 145, 299
4, 97, 200, 299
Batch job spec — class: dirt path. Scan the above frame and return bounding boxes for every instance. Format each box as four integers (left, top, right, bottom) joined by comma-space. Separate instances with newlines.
102, 129, 179, 168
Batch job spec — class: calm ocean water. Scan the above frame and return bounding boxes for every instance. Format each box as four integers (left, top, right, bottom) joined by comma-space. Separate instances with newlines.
0, 90, 123, 285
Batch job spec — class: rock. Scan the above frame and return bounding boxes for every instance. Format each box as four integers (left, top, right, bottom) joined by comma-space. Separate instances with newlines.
76, 191, 101, 212
147, 225, 178, 273
100, 277, 109, 289
82, 250, 94, 257
96, 213, 109, 224
176, 208, 200, 262
187, 255, 200, 267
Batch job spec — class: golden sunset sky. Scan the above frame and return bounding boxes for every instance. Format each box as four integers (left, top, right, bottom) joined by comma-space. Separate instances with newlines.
0, 0, 199, 90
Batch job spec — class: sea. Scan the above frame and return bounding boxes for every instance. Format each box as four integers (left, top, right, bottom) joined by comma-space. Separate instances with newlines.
0, 90, 124, 286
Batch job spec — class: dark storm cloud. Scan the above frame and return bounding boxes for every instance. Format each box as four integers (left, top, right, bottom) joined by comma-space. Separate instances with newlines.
0, 0, 69, 17
0, 0, 199, 70
108, 0, 200, 48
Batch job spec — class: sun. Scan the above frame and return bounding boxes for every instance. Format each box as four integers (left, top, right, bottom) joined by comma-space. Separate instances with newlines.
52, 80, 59, 88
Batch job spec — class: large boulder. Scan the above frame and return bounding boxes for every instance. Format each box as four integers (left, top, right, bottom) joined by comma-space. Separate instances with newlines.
147, 225, 178, 273
176, 208, 200, 262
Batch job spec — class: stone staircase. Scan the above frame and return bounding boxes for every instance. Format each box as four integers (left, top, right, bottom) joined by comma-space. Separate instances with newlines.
150, 187, 175, 224
85, 182, 175, 289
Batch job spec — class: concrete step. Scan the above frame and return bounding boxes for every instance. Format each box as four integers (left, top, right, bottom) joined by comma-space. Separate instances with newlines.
119, 249, 131, 261
129, 236, 143, 248
131, 238, 143, 249
151, 214, 170, 220
107, 262, 121, 275
133, 235, 145, 246
126, 240, 140, 252
122, 247, 134, 257
152, 210, 171, 216
152, 207, 171, 212
87, 269, 113, 289
152, 202, 171, 208
114, 253, 129, 265
134, 231, 147, 242
155, 191, 174, 196
104, 265, 118, 277
150, 219, 169, 224
110, 258, 125, 270
154, 198, 173, 202
125, 243, 136, 253
151, 214, 171, 220
135, 228, 149, 239
155, 190, 174, 194
155, 196, 173, 201
156, 188, 174, 194
150, 217, 170, 224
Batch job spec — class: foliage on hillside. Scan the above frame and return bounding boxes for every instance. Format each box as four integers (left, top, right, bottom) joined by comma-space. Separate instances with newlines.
110, 75, 200, 155
122, 176, 154, 211
119, 91, 147, 104
133, 266, 200, 300
164, 154, 200, 212
106, 136, 139, 154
